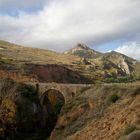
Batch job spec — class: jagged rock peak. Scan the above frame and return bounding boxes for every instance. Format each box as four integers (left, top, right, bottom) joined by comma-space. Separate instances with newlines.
76, 43, 91, 50
64, 43, 91, 54
64, 43, 102, 59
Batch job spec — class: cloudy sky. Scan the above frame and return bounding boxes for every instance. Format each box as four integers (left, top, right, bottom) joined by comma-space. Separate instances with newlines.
0, 0, 140, 59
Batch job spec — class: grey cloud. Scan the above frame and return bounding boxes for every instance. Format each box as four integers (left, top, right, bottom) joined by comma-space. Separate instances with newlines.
0, 0, 140, 52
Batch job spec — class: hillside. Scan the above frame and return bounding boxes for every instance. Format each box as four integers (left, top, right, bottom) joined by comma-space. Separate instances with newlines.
1, 40, 140, 140
0, 40, 140, 83
0, 40, 80, 65
0, 40, 87, 83
50, 83, 140, 140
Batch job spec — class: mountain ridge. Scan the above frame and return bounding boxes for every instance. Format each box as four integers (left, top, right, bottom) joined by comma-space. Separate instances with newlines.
0, 40, 140, 83
64, 43, 102, 58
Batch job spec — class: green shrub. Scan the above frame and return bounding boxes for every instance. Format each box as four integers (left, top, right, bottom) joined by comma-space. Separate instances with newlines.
123, 124, 137, 135
131, 87, 140, 96
109, 93, 119, 103
105, 75, 135, 83
117, 75, 134, 83
105, 77, 118, 83
19, 85, 38, 102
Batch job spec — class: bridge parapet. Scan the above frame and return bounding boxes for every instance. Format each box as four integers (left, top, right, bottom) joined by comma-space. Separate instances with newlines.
35, 83, 92, 102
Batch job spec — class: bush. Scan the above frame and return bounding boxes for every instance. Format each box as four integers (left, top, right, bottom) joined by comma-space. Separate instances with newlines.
131, 87, 140, 96
0, 98, 16, 125
123, 124, 137, 135
109, 93, 119, 103
105, 77, 119, 83
117, 75, 134, 83
105, 75, 135, 83
0, 78, 16, 100
19, 84, 38, 102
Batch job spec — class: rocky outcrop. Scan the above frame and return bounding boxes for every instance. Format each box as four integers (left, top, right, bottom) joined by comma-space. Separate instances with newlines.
0, 79, 65, 140
64, 43, 102, 58
117, 56, 130, 74
24, 64, 90, 83
102, 51, 137, 75
80, 58, 91, 65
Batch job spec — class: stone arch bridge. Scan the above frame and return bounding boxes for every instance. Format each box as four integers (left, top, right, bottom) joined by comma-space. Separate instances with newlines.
31, 83, 92, 102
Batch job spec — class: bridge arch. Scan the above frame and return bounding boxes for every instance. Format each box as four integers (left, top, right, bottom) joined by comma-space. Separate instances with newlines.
40, 89, 65, 135
40, 89, 65, 106
40, 89, 65, 116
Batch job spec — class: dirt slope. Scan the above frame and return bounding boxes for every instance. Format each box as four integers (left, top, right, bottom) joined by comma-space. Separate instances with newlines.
50, 84, 140, 140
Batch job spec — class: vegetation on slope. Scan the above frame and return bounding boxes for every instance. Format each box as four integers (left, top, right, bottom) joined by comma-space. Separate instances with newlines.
1, 40, 140, 83
0, 78, 65, 140
50, 84, 140, 140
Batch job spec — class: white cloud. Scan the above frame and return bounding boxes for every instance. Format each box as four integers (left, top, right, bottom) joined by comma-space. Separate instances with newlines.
115, 42, 140, 60
0, 0, 140, 52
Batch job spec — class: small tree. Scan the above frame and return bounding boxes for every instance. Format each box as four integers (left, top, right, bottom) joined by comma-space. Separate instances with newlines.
109, 93, 119, 103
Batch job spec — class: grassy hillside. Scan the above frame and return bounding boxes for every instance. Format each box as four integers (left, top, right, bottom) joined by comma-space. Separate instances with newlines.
50, 83, 140, 140
0, 40, 140, 83
0, 40, 80, 65
0, 40, 89, 83
1, 39, 140, 140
